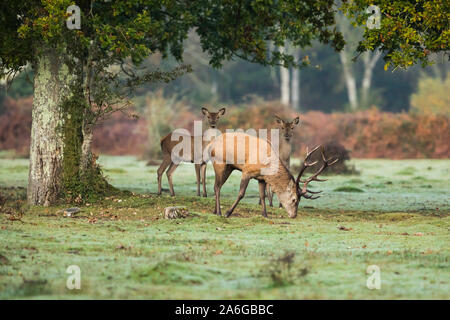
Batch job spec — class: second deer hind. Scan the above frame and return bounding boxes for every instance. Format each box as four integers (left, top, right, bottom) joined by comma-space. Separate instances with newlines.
264, 115, 299, 208
157, 107, 226, 197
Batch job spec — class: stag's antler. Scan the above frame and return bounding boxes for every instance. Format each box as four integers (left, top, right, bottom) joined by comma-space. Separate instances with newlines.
296, 146, 339, 200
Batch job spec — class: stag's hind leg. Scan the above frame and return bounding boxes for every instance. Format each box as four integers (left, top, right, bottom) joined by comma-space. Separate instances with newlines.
225, 174, 250, 218
259, 184, 273, 207
157, 156, 171, 195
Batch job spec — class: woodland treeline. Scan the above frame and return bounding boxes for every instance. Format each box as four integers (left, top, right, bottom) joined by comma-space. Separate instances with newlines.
1, 32, 448, 113
2, 95, 449, 160
1, 33, 448, 159
2, 29, 449, 160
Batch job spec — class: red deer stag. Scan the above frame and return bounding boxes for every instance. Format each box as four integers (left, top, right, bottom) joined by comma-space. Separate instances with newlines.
207, 132, 337, 218
157, 107, 225, 197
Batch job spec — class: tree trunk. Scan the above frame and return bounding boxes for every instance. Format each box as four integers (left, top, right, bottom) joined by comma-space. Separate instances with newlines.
268, 42, 278, 87
339, 50, 358, 111
80, 123, 94, 172
81, 52, 94, 174
291, 50, 300, 111
279, 46, 290, 106
361, 51, 381, 108
27, 48, 74, 205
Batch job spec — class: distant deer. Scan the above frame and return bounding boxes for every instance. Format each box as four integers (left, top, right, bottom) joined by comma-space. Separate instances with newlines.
207, 132, 337, 218
265, 115, 299, 207
157, 107, 226, 197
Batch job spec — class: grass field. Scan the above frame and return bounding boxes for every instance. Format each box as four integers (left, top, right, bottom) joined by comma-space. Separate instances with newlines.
0, 155, 449, 299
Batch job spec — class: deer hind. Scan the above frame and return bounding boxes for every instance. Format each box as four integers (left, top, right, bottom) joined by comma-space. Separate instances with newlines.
207, 132, 337, 218
265, 115, 299, 208
157, 107, 225, 197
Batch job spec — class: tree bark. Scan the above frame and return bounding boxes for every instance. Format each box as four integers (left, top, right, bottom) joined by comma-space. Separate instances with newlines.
361, 51, 381, 108
291, 49, 300, 111
279, 46, 290, 106
27, 48, 75, 205
80, 123, 93, 172
81, 49, 94, 174
339, 50, 358, 111
268, 42, 278, 88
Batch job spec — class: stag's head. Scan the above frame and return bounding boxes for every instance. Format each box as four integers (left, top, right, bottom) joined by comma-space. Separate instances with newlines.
278, 178, 300, 218
275, 115, 300, 141
202, 107, 226, 128
280, 146, 339, 218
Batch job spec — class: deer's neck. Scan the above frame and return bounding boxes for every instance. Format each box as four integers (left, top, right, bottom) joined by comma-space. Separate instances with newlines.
264, 162, 295, 196
204, 125, 213, 134
279, 137, 292, 163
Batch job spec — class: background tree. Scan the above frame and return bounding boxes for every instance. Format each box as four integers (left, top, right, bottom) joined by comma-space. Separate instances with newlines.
291, 48, 301, 110
340, 0, 449, 69
278, 43, 303, 110
336, 11, 381, 110
279, 45, 291, 106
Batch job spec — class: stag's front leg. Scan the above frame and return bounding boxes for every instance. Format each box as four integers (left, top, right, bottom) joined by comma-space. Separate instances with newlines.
266, 184, 273, 207
278, 159, 290, 208
226, 175, 250, 218
259, 180, 268, 218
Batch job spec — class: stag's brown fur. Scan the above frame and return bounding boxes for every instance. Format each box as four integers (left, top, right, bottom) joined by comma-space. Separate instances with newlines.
207, 132, 337, 218
157, 107, 225, 197
207, 132, 300, 218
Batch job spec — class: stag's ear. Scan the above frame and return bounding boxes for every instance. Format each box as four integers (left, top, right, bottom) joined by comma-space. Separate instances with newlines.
218, 107, 226, 116
201, 107, 210, 116
293, 116, 300, 126
274, 115, 283, 124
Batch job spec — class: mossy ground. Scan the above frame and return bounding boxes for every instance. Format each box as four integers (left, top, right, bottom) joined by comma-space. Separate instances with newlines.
0, 155, 449, 299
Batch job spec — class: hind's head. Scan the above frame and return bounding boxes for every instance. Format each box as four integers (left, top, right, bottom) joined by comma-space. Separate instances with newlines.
275, 115, 300, 141
202, 107, 226, 128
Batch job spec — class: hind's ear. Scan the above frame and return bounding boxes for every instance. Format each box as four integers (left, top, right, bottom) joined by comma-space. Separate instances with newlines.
293, 116, 300, 126
201, 107, 209, 116
218, 107, 226, 116
274, 115, 283, 124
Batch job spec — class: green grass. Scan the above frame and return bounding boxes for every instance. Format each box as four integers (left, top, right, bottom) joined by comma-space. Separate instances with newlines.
0, 156, 449, 299
333, 186, 365, 193
395, 167, 416, 176
103, 168, 127, 174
